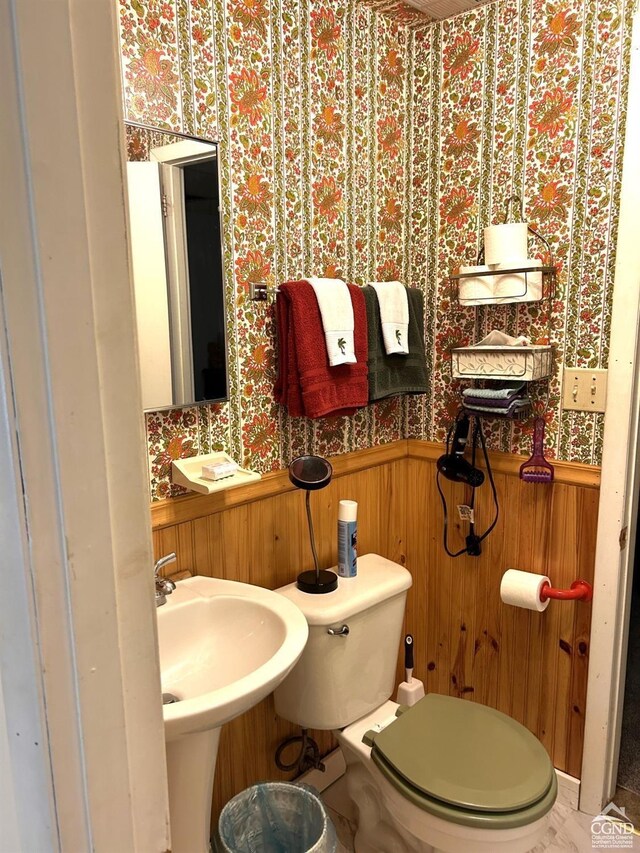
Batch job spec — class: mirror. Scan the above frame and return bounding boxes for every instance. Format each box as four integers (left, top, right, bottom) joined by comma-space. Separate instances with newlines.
125, 123, 228, 411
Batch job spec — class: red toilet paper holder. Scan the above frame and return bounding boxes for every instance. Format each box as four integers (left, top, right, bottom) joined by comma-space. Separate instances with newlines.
539, 579, 593, 602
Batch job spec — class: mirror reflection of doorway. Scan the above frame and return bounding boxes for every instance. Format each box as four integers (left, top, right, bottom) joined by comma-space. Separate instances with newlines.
182, 159, 226, 403
125, 127, 229, 411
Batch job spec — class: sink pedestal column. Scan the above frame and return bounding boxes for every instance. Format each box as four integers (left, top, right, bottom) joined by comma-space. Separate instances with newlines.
166, 727, 221, 853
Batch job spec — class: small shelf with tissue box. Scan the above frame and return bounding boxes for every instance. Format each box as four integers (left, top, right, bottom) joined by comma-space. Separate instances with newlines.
452, 343, 554, 381
171, 452, 261, 495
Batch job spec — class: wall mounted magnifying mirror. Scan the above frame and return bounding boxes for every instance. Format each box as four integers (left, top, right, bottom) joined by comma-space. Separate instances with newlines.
125, 122, 228, 411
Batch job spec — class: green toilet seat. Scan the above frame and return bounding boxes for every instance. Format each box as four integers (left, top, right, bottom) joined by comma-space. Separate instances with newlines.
369, 694, 557, 830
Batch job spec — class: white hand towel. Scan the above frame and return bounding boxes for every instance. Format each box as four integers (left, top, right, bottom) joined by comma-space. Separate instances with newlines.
370, 281, 409, 354
305, 277, 356, 366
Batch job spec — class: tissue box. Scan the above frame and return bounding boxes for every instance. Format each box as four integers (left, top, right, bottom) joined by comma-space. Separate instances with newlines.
451, 345, 553, 380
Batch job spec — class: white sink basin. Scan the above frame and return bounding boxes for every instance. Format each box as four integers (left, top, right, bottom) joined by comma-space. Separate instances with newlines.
156, 575, 309, 853
157, 575, 309, 740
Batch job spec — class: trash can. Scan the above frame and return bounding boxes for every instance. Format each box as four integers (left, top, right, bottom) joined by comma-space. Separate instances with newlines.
217, 782, 337, 853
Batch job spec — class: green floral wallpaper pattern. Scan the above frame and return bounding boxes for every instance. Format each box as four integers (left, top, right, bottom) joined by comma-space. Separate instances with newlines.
118, 0, 632, 499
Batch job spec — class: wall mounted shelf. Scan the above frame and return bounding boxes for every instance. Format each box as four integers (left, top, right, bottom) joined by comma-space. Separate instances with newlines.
172, 452, 261, 495
450, 264, 556, 281
452, 264, 556, 306
451, 345, 553, 381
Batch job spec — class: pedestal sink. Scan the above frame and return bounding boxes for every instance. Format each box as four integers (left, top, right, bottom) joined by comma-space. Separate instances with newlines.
156, 576, 309, 853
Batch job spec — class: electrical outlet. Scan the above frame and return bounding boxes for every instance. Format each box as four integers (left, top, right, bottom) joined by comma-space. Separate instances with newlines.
562, 368, 608, 412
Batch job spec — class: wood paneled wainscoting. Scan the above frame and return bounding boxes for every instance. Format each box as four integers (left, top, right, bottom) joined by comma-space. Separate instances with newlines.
405, 440, 600, 779
150, 439, 600, 828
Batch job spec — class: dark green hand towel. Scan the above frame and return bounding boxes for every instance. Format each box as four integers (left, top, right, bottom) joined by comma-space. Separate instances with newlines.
362, 285, 428, 402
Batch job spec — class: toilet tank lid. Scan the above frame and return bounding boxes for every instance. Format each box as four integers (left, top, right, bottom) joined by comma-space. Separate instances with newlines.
276, 554, 412, 625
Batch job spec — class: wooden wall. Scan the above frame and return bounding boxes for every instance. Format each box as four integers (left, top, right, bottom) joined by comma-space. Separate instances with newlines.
150, 439, 600, 827
404, 441, 599, 779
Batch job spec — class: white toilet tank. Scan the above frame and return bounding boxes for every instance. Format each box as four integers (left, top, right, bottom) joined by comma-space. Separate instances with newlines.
274, 554, 412, 730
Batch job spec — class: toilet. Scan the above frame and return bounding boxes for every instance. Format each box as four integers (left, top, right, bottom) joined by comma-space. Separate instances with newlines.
274, 554, 557, 853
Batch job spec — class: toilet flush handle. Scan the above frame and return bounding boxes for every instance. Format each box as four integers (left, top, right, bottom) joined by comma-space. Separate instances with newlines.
327, 625, 350, 636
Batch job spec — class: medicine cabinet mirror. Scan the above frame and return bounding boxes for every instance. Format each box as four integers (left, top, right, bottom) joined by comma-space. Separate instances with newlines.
125, 122, 228, 411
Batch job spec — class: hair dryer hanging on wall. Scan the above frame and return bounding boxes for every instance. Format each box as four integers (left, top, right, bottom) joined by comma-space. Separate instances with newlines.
436, 413, 499, 558
436, 415, 485, 487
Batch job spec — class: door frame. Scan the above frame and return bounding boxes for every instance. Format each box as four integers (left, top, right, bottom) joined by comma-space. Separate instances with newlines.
0, 0, 170, 848
580, 9, 640, 815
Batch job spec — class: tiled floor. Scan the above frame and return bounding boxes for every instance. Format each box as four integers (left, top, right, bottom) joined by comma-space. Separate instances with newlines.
323, 776, 640, 852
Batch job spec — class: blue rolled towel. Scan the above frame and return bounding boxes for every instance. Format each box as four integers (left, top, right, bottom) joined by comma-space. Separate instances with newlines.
462, 381, 525, 400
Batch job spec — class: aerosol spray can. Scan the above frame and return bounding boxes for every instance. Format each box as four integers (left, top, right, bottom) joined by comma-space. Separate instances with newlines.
337, 500, 358, 578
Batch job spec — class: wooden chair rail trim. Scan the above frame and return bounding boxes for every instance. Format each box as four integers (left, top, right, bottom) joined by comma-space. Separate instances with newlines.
150, 439, 408, 529
150, 438, 601, 529
406, 440, 601, 489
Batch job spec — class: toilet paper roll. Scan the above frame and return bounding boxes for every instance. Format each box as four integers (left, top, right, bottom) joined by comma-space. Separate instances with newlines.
458, 265, 495, 305
484, 223, 529, 265
500, 569, 550, 612
494, 259, 543, 303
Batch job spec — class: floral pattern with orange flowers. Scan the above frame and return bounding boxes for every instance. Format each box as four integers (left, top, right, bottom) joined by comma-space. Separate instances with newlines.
379, 195, 403, 233
236, 171, 272, 218
529, 86, 574, 139
313, 176, 343, 224
530, 177, 572, 222
311, 7, 342, 60
118, 0, 632, 498
128, 48, 179, 105
440, 186, 475, 229
443, 31, 481, 81
235, 249, 272, 298
229, 68, 268, 126
535, 8, 581, 56
377, 115, 403, 158
231, 0, 269, 37
444, 117, 481, 158
314, 103, 345, 146
380, 47, 405, 86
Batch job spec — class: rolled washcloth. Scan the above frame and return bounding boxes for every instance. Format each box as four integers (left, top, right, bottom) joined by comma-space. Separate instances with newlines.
462, 381, 526, 402
463, 397, 531, 417
370, 281, 409, 355
305, 277, 356, 366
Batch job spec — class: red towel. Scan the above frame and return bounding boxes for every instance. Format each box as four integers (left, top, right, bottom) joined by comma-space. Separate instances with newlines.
275, 280, 368, 419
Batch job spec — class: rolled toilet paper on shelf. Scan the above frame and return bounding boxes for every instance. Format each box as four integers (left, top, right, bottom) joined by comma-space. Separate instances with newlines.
484, 223, 529, 266
458, 265, 495, 305
494, 259, 543, 303
500, 569, 550, 612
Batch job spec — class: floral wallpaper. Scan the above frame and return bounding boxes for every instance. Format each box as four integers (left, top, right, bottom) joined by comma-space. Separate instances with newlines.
118, 0, 632, 499
405, 0, 633, 463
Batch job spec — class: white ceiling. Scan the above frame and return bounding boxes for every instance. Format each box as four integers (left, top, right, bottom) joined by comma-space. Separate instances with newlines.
403, 0, 497, 21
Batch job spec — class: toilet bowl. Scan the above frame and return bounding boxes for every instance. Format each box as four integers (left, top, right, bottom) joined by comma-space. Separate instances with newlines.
274, 554, 556, 853
337, 698, 556, 853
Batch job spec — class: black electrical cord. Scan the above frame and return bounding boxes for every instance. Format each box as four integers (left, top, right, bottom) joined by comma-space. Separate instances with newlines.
436, 415, 499, 557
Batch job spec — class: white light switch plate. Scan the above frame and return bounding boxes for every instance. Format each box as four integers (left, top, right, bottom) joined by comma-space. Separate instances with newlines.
562, 367, 608, 412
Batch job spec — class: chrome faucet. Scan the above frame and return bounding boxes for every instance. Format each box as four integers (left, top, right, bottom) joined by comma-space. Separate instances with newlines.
155, 553, 177, 607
